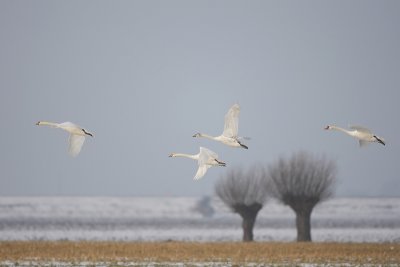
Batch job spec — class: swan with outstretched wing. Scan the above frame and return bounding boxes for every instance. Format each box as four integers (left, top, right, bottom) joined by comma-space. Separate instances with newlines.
193, 104, 248, 149
169, 147, 226, 180
36, 121, 93, 156
324, 124, 385, 147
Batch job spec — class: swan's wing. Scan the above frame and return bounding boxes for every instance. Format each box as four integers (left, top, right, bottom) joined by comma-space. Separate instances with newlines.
199, 147, 218, 165
359, 140, 370, 147
222, 104, 240, 138
68, 134, 86, 157
194, 165, 212, 180
349, 125, 372, 134
195, 147, 219, 179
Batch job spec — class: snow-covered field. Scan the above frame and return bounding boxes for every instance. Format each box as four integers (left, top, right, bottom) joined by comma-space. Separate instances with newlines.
0, 197, 399, 242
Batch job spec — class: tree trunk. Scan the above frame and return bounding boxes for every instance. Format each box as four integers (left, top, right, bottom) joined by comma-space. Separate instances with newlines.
295, 209, 312, 242
242, 215, 256, 242
234, 203, 262, 242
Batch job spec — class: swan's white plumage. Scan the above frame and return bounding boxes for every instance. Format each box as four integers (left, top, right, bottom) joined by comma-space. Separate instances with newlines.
169, 147, 225, 180
325, 124, 385, 147
349, 125, 372, 134
36, 120, 93, 156
198, 147, 218, 165
59, 121, 78, 127
68, 134, 86, 157
222, 103, 240, 138
194, 104, 248, 149
194, 165, 211, 180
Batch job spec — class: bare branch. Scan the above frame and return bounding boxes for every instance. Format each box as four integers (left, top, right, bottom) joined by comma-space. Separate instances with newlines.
268, 151, 337, 210
216, 165, 270, 209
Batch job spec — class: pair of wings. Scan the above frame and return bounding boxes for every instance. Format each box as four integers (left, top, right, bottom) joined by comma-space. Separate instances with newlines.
194, 147, 219, 180
222, 104, 240, 138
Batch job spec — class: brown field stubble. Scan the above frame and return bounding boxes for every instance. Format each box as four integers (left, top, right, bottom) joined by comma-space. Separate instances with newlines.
0, 241, 399, 265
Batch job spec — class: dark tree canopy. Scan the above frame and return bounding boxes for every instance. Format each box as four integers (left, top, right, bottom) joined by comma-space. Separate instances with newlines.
267, 151, 337, 241
268, 151, 336, 211
216, 165, 269, 241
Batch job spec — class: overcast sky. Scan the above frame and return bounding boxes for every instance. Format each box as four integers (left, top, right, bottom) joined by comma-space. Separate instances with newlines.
0, 1, 399, 197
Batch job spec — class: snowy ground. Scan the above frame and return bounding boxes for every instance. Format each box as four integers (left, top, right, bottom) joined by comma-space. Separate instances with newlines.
0, 197, 399, 242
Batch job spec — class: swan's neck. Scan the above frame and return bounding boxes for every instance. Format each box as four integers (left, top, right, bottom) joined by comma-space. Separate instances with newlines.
199, 133, 218, 141
330, 126, 353, 136
172, 153, 198, 160
37, 121, 59, 128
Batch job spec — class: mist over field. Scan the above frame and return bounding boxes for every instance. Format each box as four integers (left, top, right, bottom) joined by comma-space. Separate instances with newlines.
1, 197, 399, 243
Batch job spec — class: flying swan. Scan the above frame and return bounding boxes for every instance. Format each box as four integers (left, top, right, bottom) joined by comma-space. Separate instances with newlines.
193, 103, 248, 149
169, 147, 226, 180
324, 125, 385, 146
36, 121, 93, 156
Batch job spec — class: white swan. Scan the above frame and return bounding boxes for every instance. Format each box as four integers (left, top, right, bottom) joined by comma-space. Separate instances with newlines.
169, 147, 226, 180
193, 104, 248, 149
36, 121, 93, 156
324, 125, 385, 146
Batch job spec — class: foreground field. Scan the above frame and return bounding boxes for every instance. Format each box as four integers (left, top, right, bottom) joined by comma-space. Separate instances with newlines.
0, 241, 399, 266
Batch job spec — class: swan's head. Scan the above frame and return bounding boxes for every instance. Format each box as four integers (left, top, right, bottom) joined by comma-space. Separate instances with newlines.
82, 129, 93, 137
373, 135, 385, 146
36, 121, 41, 126
324, 125, 331, 130
192, 133, 202, 138
169, 153, 176, 157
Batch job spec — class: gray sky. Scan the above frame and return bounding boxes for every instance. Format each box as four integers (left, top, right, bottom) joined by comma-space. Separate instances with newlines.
1, 1, 399, 197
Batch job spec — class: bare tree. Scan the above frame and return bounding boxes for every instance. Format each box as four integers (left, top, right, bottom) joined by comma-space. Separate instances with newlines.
267, 151, 337, 242
215, 165, 269, 242
192, 196, 215, 218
